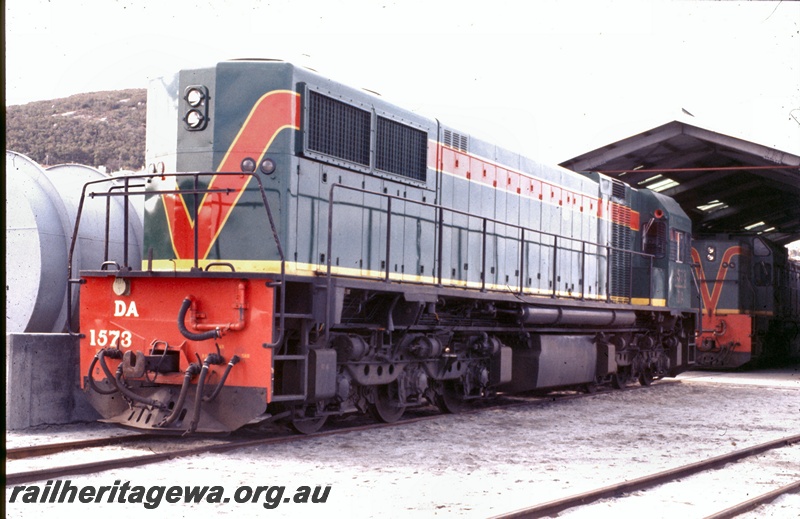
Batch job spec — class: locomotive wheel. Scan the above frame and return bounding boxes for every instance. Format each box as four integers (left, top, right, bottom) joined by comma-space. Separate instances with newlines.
433, 381, 466, 414
291, 416, 328, 435
369, 383, 406, 423
638, 369, 654, 387
611, 372, 629, 390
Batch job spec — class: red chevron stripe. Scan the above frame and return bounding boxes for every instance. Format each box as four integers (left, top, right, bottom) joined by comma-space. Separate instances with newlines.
163, 90, 301, 259
691, 246, 743, 315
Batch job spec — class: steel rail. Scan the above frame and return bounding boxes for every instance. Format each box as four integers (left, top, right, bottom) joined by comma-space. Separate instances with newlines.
6, 433, 157, 460
703, 480, 800, 519
491, 433, 800, 519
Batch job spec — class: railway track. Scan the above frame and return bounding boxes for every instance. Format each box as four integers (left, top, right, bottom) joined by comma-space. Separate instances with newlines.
6, 411, 465, 486
6, 433, 160, 460
491, 433, 800, 519
703, 480, 800, 519
6, 382, 665, 486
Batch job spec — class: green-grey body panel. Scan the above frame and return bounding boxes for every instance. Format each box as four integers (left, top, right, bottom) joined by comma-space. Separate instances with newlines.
144, 60, 694, 311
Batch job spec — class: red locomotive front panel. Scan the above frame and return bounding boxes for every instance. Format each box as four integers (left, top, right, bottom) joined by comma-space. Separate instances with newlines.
80, 274, 274, 433
696, 314, 753, 362
692, 241, 754, 368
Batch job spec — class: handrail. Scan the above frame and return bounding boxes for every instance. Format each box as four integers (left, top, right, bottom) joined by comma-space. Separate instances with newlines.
325, 182, 656, 316
66, 172, 287, 347
103, 183, 146, 266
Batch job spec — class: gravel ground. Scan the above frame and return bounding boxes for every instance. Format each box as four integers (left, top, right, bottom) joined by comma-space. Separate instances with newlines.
5, 365, 800, 518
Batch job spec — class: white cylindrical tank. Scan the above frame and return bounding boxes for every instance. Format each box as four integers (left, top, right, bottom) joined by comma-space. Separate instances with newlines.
5, 152, 143, 333
6, 152, 72, 333
46, 162, 145, 282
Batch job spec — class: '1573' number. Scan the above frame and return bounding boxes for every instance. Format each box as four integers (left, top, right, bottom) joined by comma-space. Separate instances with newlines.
88, 329, 132, 348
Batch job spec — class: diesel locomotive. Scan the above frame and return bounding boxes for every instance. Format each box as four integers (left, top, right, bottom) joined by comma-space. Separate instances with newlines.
73, 60, 697, 434
692, 234, 800, 368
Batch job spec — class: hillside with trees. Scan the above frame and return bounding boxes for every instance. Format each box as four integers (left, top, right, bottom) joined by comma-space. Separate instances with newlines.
6, 89, 147, 172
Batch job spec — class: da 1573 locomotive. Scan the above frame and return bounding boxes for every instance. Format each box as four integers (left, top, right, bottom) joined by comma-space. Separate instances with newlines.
72, 60, 697, 434
692, 234, 800, 368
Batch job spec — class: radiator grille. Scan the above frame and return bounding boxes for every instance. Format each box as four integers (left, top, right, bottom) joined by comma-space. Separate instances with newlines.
609, 203, 633, 301
611, 179, 627, 200
376, 116, 427, 181
307, 91, 371, 167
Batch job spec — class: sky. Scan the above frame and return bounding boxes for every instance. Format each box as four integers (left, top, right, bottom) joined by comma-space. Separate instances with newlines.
5, 0, 800, 166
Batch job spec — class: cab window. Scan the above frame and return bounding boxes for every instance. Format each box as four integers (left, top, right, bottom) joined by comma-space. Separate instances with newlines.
670, 229, 688, 263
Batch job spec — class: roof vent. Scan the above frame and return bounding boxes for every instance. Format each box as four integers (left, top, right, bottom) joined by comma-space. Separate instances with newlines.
611, 180, 627, 201
443, 129, 468, 152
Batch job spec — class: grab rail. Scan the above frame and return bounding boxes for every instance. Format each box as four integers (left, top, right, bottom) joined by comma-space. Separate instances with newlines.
65, 172, 286, 348
325, 183, 656, 335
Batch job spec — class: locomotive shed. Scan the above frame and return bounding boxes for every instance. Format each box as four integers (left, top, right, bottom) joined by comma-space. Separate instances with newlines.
559, 120, 800, 247
562, 122, 800, 369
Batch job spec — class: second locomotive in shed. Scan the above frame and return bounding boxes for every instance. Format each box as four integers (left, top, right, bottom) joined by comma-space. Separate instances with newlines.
693, 234, 800, 368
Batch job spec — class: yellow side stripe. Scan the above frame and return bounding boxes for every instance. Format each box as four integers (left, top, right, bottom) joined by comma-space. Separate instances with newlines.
142, 259, 665, 306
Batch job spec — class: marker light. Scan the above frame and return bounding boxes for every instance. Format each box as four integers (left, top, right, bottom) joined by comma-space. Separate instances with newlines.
241, 157, 257, 173
260, 158, 276, 175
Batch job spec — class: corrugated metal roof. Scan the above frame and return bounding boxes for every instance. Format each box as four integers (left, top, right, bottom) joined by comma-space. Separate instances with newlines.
560, 121, 800, 246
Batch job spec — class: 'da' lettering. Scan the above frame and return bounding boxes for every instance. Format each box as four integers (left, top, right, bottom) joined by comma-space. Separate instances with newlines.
114, 300, 139, 317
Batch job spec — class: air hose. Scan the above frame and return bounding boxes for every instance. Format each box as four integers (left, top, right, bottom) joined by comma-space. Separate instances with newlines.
177, 297, 219, 341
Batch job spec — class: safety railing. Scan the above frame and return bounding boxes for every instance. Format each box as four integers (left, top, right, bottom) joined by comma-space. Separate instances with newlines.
325, 183, 655, 322
65, 172, 287, 348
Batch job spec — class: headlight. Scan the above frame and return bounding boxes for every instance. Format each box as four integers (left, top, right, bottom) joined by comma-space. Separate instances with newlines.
183, 85, 209, 131
185, 87, 205, 107
185, 110, 205, 129
112, 278, 131, 296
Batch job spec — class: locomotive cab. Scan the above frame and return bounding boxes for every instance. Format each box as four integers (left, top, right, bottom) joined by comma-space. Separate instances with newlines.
636, 189, 694, 311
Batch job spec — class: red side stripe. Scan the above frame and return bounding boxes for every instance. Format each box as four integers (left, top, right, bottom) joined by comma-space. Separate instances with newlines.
431, 142, 641, 230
